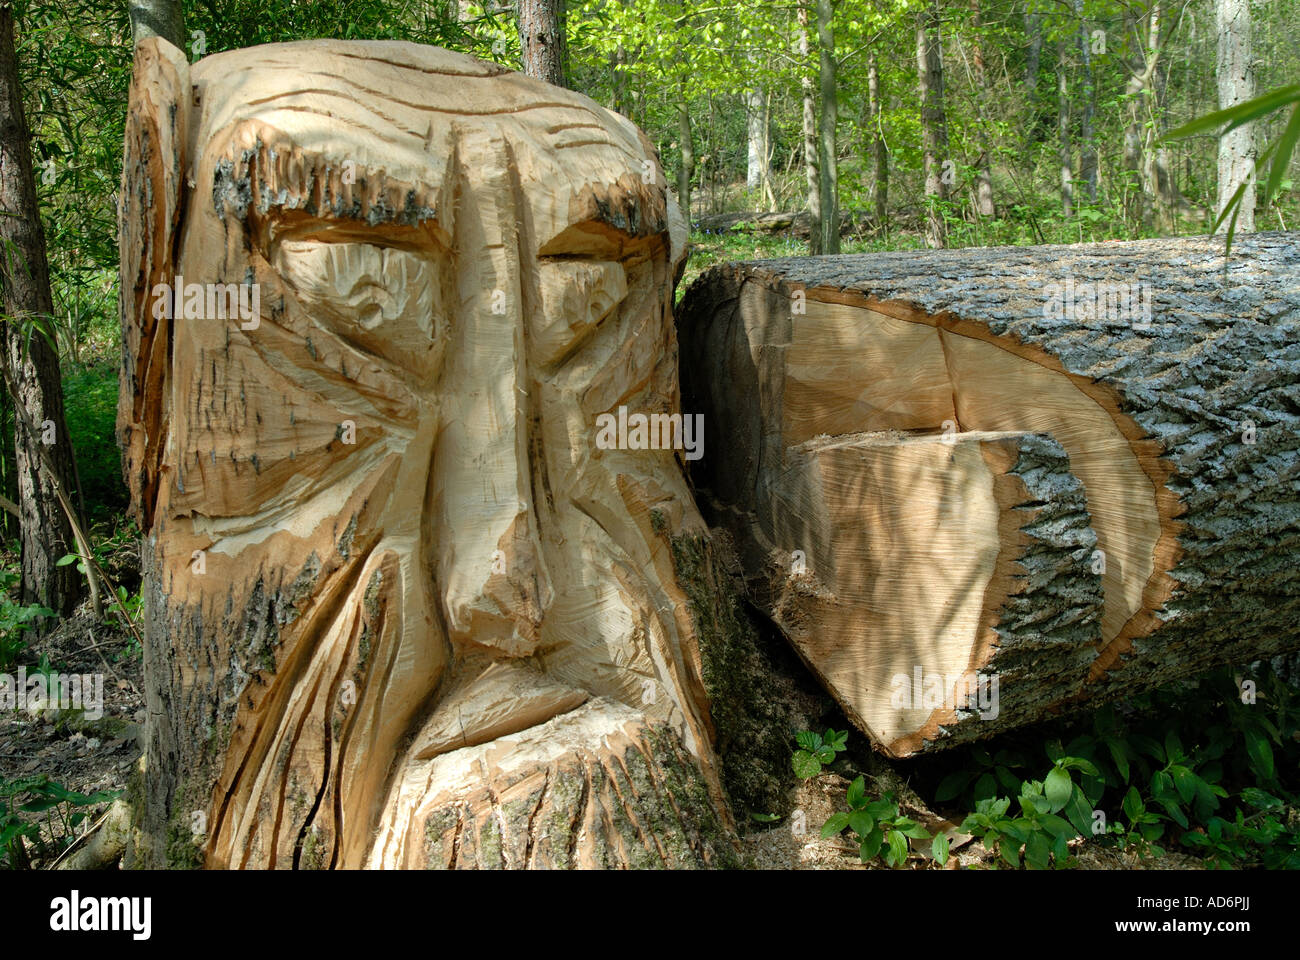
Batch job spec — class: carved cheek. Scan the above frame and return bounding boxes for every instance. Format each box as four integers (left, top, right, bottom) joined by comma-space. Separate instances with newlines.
272, 239, 447, 384
531, 260, 628, 365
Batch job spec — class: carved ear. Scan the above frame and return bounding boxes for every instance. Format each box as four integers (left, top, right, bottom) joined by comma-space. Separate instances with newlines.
118, 38, 190, 531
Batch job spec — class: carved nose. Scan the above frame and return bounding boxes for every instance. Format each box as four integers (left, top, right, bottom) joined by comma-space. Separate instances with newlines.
430, 129, 552, 657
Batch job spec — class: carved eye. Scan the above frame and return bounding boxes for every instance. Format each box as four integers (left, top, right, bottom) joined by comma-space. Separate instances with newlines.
533, 260, 627, 365
273, 239, 445, 379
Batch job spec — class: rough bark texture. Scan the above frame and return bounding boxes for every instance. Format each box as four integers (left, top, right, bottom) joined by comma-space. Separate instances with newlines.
916, 2, 949, 248
118, 38, 742, 869
515, 0, 567, 89
815, 0, 839, 255
0, 5, 82, 617
678, 233, 1300, 756
128, 0, 184, 49
798, 3, 820, 254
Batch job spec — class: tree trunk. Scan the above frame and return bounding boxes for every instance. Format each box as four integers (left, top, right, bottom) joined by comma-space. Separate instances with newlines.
128, 0, 184, 49
916, 1, 949, 248
677, 87, 693, 222
815, 0, 839, 254
118, 38, 749, 869
1057, 39, 1073, 218
0, 4, 82, 618
799, 3, 821, 253
1076, 0, 1097, 204
867, 51, 888, 232
678, 232, 1300, 757
746, 88, 767, 190
1216, 0, 1255, 231
969, 0, 994, 217
1024, 6, 1041, 94
515, 0, 567, 88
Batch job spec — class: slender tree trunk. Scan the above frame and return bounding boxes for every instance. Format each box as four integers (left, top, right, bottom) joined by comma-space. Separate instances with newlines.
816, 0, 839, 253
867, 51, 888, 232
746, 88, 768, 190
1216, 0, 1255, 231
1057, 39, 1073, 218
970, 0, 994, 217
1123, 7, 1148, 225
1024, 6, 1042, 93
128, 0, 184, 48
610, 43, 630, 116
916, 1, 949, 248
1076, 0, 1097, 204
677, 86, 693, 220
516, 0, 567, 88
798, 3, 822, 253
0, 4, 82, 618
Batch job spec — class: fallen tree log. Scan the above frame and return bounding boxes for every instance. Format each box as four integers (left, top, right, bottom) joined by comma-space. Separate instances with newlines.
678, 233, 1300, 756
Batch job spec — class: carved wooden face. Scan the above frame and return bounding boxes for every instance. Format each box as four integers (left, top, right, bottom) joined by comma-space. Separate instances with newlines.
120, 40, 705, 868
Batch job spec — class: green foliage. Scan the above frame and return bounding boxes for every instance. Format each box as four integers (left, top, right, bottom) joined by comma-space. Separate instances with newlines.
821, 776, 942, 868
0, 568, 54, 671
791, 727, 847, 779
956, 755, 1093, 870
0, 774, 118, 869
60, 360, 124, 521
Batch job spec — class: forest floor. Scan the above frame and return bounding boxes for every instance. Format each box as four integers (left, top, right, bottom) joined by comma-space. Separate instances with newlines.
739, 771, 1210, 870
0, 601, 142, 869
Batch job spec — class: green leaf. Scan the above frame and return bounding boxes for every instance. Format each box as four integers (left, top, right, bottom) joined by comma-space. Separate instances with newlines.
935, 770, 972, 803
1025, 829, 1052, 870
931, 833, 950, 865
1106, 739, 1131, 785
866, 798, 898, 820
791, 751, 821, 780
1264, 103, 1300, 206
1164, 84, 1300, 140
749, 812, 781, 823
847, 811, 875, 838
794, 730, 820, 752
886, 829, 909, 867
813, 745, 836, 765
859, 826, 884, 861
1044, 767, 1072, 812
821, 812, 850, 837
1122, 786, 1144, 823
1170, 765, 1197, 804
1065, 787, 1095, 837
846, 775, 867, 809
55, 554, 80, 566
1240, 787, 1283, 810
1244, 729, 1275, 780
973, 772, 997, 800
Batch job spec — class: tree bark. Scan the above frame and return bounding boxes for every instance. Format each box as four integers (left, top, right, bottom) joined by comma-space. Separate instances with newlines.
1057, 38, 1073, 218
969, 0, 994, 217
798, 3, 821, 253
515, 0, 567, 88
0, 4, 82, 618
916, 1, 949, 248
678, 232, 1300, 756
1216, 0, 1255, 231
1076, 0, 1097, 204
128, 0, 184, 49
815, 0, 839, 254
677, 86, 693, 222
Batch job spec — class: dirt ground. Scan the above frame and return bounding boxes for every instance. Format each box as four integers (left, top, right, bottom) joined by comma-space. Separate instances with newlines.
0, 602, 143, 867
